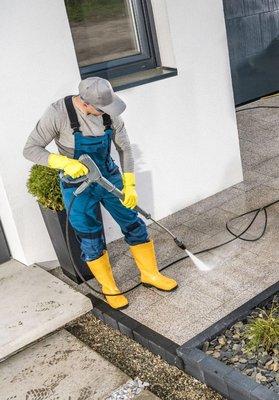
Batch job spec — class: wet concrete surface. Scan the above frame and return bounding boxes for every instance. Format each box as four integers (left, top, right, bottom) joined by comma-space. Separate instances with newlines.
105, 96, 279, 344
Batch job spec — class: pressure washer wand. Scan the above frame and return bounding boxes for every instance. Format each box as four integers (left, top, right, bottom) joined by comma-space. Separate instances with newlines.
86, 179, 186, 250
72, 155, 185, 245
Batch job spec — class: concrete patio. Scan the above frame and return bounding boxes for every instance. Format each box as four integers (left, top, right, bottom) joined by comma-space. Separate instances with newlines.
78, 95, 279, 345
0, 259, 92, 361
0, 329, 159, 400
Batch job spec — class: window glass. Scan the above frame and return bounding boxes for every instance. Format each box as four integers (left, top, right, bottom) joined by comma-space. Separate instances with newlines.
65, 0, 141, 67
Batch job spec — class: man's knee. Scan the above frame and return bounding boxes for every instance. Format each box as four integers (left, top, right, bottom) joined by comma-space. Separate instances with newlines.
123, 219, 149, 245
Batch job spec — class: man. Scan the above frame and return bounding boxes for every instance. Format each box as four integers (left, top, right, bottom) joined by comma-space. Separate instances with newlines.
23, 77, 177, 309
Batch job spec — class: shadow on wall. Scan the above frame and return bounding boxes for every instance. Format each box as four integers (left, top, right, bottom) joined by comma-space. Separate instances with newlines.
101, 143, 154, 242
132, 143, 154, 224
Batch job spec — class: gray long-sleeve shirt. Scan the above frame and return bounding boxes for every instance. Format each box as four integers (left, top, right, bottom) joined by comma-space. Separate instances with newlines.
23, 97, 134, 172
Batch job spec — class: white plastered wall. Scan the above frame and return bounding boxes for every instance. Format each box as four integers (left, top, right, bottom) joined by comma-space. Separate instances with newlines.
0, 0, 242, 265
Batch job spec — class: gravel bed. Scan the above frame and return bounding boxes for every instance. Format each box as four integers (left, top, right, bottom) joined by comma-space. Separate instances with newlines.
66, 313, 223, 400
203, 293, 279, 394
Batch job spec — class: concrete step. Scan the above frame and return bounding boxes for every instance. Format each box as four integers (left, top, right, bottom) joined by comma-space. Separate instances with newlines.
0, 329, 159, 400
0, 259, 92, 361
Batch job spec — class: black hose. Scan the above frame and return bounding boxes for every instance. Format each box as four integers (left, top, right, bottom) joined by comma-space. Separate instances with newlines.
64, 103, 279, 298
66, 192, 278, 297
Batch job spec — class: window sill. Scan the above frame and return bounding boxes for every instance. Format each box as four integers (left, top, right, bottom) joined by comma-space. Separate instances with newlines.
108, 67, 178, 92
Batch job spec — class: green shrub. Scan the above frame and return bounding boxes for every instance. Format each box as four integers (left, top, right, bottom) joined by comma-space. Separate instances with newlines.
26, 165, 64, 211
245, 303, 279, 353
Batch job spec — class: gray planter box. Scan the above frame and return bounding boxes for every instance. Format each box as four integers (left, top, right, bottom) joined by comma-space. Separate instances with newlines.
39, 204, 93, 283
177, 282, 279, 400
0, 219, 11, 264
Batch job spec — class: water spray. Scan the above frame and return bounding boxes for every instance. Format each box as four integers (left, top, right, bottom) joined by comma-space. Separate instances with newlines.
62, 154, 208, 272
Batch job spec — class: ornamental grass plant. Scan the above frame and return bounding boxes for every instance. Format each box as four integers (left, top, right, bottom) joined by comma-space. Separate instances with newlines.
245, 302, 279, 353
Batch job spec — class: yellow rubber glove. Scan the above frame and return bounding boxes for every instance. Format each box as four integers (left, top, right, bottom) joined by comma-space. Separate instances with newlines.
121, 172, 138, 209
48, 153, 88, 179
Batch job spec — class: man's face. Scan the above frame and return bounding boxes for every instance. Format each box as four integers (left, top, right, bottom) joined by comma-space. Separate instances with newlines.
82, 99, 104, 116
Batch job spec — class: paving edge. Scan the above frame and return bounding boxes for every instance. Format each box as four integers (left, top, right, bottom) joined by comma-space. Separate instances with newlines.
86, 293, 183, 370
177, 281, 279, 400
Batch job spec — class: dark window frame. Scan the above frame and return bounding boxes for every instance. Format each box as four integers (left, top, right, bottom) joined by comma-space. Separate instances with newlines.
66, 0, 162, 80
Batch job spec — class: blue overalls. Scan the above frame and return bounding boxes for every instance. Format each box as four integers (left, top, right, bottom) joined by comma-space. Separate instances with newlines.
59, 96, 149, 262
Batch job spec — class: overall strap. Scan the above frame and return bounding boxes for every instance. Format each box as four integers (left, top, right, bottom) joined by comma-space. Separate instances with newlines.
102, 113, 112, 131
64, 95, 80, 134
102, 113, 113, 166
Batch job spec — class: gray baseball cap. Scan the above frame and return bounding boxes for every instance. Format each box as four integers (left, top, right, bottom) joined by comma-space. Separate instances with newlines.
78, 77, 126, 116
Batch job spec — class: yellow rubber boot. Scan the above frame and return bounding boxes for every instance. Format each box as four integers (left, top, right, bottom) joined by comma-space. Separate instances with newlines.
86, 251, 129, 309
130, 240, 178, 291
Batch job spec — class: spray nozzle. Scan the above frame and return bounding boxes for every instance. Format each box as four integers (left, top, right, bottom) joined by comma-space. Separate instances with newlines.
174, 237, 187, 250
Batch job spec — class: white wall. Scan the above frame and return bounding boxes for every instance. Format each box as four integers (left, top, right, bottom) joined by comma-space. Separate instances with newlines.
102, 0, 243, 240
0, 0, 242, 265
0, 0, 80, 264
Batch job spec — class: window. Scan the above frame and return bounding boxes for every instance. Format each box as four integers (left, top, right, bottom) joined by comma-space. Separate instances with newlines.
65, 0, 161, 80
